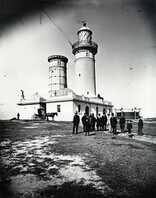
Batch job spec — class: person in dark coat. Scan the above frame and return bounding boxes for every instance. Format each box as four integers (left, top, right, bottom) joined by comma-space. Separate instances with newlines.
100, 116, 103, 131
17, 113, 20, 120
127, 120, 133, 137
96, 113, 101, 131
101, 114, 104, 131
119, 115, 125, 133
81, 113, 87, 132
127, 120, 133, 134
138, 116, 144, 135
101, 113, 107, 131
73, 112, 80, 134
110, 113, 117, 134
90, 113, 96, 131
85, 114, 91, 136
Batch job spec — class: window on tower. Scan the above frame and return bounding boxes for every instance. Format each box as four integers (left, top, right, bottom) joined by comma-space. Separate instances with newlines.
57, 60, 61, 65
54, 91, 57, 96
86, 51, 89, 57
79, 74, 81, 77
87, 91, 89, 95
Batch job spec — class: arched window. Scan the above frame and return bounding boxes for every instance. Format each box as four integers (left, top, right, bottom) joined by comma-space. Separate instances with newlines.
96, 107, 98, 117
85, 106, 89, 115
78, 105, 81, 113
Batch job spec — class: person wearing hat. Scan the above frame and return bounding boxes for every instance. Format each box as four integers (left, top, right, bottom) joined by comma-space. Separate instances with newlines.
73, 111, 80, 134
119, 114, 125, 133
81, 113, 87, 132
127, 120, 133, 136
110, 113, 117, 134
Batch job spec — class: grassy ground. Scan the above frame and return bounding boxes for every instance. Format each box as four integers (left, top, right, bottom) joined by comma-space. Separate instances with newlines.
0, 120, 156, 198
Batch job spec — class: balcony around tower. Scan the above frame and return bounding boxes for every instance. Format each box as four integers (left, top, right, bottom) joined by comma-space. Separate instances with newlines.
72, 41, 98, 55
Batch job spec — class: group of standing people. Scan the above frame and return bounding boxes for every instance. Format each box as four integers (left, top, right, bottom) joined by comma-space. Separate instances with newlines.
119, 115, 144, 136
73, 111, 144, 136
73, 112, 118, 136
119, 114, 144, 136
96, 113, 108, 131
81, 113, 96, 136
82, 113, 110, 136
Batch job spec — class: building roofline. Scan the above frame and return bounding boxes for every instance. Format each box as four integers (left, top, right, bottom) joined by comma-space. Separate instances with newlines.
44, 95, 113, 107
17, 101, 45, 106
18, 93, 113, 107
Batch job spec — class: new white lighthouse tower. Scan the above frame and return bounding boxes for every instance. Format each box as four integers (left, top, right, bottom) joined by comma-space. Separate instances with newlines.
72, 22, 98, 97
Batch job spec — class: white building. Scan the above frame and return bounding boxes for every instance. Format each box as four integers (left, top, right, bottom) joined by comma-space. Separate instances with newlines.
115, 108, 142, 120
18, 23, 113, 121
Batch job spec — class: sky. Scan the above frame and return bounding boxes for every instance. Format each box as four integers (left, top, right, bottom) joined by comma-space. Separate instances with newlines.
0, 0, 156, 119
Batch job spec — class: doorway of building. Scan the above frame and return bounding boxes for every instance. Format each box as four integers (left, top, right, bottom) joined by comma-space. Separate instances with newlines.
85, 106, 89, 115
103, 108, 106, 115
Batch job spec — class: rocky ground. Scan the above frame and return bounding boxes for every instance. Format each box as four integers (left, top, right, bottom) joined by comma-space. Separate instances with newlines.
0, 120, 156, 198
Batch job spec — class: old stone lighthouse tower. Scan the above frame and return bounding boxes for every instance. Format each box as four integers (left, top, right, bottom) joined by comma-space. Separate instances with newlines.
72, 22, 98, 97
48, 55, 68, 97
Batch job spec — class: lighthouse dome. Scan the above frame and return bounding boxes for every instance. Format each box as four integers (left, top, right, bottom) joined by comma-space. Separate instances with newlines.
77, 23, 92, 35
77, 23, 93, 44
78, 26, 91, 31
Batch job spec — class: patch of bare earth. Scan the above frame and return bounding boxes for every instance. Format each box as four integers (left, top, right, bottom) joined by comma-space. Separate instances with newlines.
0, 120, 156, 198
